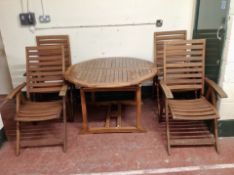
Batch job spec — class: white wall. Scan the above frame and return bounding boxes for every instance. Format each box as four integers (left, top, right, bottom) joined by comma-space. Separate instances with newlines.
0, 0, 196, 87
0, 50, 12, 95
0, 33, 12, 94
218, 1, 234, 120
0, 35, 3, 129
0, 114, 3, 130
0, 34, 4, 49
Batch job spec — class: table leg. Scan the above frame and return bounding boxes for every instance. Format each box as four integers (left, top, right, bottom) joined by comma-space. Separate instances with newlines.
91, 92, 96, 104
117, 103, 122, 128
136, 85, 143, 130
80, 88, 88, 133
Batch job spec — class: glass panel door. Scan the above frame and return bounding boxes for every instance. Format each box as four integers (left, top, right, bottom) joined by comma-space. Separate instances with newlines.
193, 0, 230, 82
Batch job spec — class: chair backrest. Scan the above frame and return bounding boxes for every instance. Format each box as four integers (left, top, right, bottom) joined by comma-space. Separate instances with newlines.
154, 30, 187, 76
163, 39, 206, 95
36, 35, 71, 69
26, 46, 65, 99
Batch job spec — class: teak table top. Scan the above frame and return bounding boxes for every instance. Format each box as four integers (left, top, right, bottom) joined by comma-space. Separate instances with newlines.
65, 57, 157, 88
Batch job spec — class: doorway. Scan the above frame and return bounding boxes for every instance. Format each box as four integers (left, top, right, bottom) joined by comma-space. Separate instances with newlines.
193, 0, 230, 82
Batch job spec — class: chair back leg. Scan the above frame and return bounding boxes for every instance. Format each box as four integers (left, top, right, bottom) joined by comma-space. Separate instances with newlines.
16, 121, 20, 156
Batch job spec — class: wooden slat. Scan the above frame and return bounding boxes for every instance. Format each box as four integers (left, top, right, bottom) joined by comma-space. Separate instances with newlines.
168, 85, 202, 90
167, 73, 203, 78
81, 127, 146, 134
166, 68, 203, 73
166, 44, 204, 50
36, 35, 71, 69
167, 79, 202, 84
170, 138, 215, 146
163, 39, 206, 94
28, 61, 62, 66
29, 87, 62, 93
168, 98, 218, 120
26, 46, 65, 96
29, 82, 63, 87
29, 76, 64, 82
166, 62, 203, 68
29, 66, 62, 71
21, 138, 63, 147
154, 30, 187, 69
28, 71, 63, 76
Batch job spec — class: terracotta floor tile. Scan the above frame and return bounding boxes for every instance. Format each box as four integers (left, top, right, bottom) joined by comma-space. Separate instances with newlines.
1, 98, 234, 175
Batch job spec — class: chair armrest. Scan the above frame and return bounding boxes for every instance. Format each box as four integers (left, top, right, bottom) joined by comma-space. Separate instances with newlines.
59, 84, 68, 97
205, 77, 227, 98
1, 82, 26, 111
6, 82, 26, 100
159, 80, 174, 99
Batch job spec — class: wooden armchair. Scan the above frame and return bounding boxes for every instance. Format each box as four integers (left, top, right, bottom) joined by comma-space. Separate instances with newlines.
36, 35, 74, 121
153, 30, 187, 122
7, 46, 68, 156
160, 39, 227, 154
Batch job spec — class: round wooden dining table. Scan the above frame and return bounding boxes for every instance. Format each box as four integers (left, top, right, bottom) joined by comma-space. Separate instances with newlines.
65, 57, 157, 134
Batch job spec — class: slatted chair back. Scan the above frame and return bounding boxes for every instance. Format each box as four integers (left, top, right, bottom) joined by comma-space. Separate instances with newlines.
163, 39, 206, 95
25, 46, 65, 99
154, 30, 187, 77
36, 35, 71, 69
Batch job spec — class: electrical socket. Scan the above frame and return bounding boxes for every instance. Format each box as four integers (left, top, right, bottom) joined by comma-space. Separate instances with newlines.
156, 19, 163, 27
39, 15, 51, 23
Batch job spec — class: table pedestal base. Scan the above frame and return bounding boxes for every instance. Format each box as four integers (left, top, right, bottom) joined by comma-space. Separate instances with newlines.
79, 85, 145, 134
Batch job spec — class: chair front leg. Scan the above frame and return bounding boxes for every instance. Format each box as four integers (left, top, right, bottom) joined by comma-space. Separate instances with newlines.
152, 76, 157, 99
68, 85, 75, 122
63, 96, 67, 152
156, 80, 161, 120
214, 119, 219, 153
159, 95, 165, 123
165, 99, 171, 155
16, 121, 20, 156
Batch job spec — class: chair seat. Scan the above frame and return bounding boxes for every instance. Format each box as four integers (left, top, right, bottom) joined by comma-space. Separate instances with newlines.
168, 97, 219, 120
16, 101, 62, 122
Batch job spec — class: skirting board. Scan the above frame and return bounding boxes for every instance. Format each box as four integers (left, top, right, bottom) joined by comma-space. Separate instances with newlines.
0, 128, 6, 148
219, 120, 234, 137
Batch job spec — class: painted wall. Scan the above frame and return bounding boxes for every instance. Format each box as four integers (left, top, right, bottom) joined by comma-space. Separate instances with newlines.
218, 0, 234, 120
0, 34, 3, 129
0, 32, 12, 130
0, 0, 196, 87
0, 34, 4, 49
0, 33, 12, 95
0, 114, 3, 130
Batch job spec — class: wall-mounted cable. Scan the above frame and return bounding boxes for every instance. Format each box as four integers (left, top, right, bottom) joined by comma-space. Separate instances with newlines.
19, 0, 36, 28
26, 0, 29, 12
20, 0, 25, 13
40, 0, 45, 16
39, 0, 51, 23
